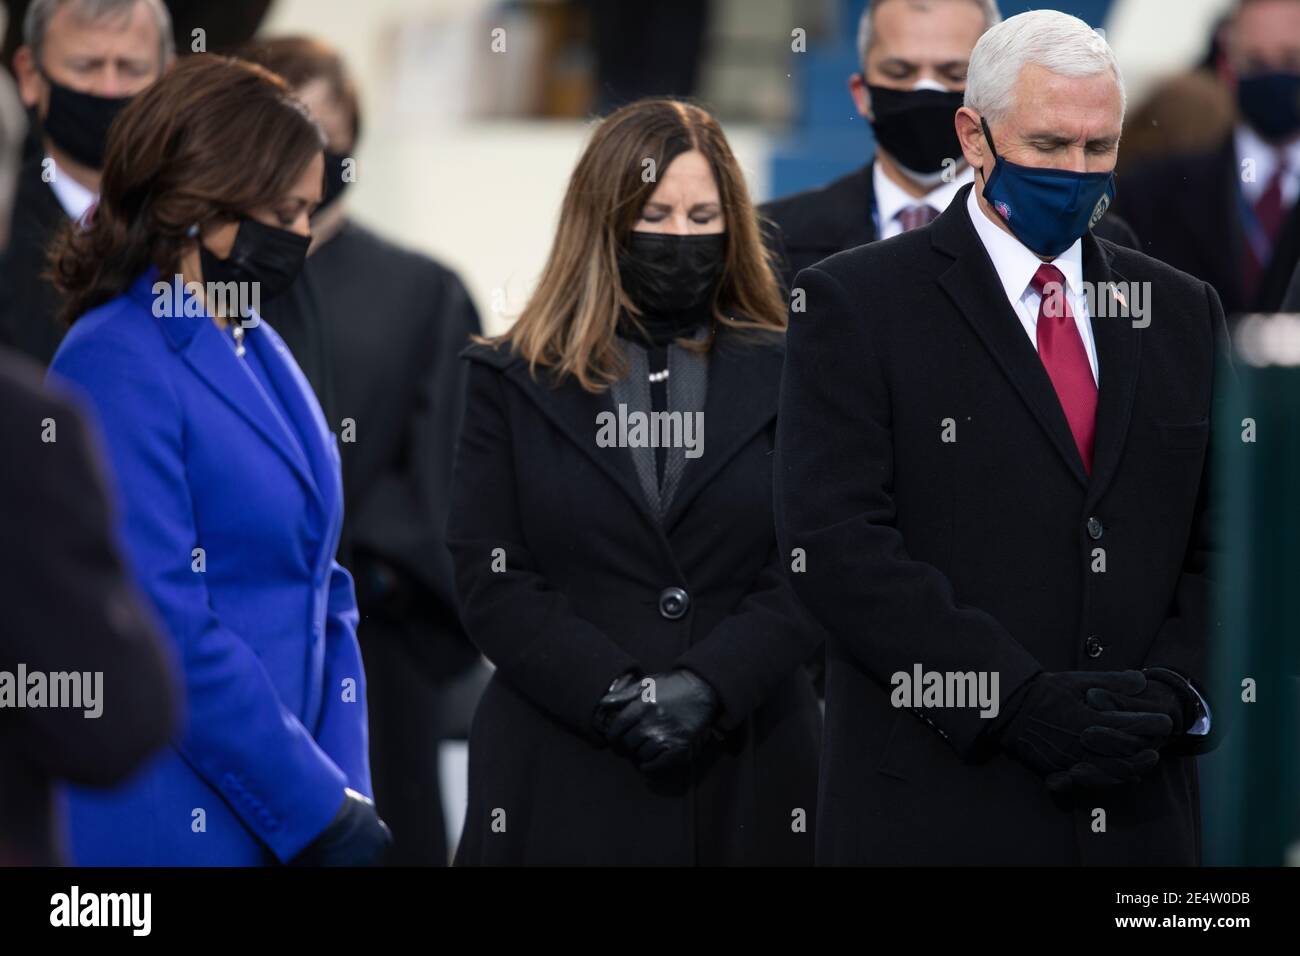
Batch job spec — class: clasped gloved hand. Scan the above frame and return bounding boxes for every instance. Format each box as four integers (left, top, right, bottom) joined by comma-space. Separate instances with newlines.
289, 788, 392, 866
595, 669, 720, 774
1083, 667, 1199, 737
994, 670, 1173, 794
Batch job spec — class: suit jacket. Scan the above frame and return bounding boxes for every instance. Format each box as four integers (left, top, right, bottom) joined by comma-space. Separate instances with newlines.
0, 348, 178, 865
448, 330, 822, 865
0, 155, 70, 365
776, 184, 1229, 865
263, 221, 481, 681
48, 270, 370, 865
1115, 136, 1300, 316
760, 161, 1142, 294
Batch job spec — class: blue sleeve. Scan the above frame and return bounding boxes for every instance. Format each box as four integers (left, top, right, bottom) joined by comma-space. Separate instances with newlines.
313, 560, 371, 795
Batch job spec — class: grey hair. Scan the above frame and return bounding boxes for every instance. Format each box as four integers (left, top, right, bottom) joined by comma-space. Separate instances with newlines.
24, 0, 175, 70
857, 0, 1002, 67
964, 9, 1126, 123
0, 6, 26, 242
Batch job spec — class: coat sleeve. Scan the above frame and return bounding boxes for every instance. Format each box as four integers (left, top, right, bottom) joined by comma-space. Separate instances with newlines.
312, 559, 371, 795
1139, 281, 1232, 755
775, 265, 1043, 757
447, 359, 640, 740
49, 333, 348, 863
3, 372, 179, 786
674, 540, 822, 731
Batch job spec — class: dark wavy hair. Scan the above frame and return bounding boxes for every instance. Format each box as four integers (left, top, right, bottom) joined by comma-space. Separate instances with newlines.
49, 54, 325, 326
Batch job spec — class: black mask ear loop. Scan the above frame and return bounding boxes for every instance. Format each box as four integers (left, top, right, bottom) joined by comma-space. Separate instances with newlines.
977, 115, 998, 189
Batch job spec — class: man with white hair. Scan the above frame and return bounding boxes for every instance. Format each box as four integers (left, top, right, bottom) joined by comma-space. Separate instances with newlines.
761, 0, 1139, 295
777, 10, 1229, 865
0, 0, 173, 365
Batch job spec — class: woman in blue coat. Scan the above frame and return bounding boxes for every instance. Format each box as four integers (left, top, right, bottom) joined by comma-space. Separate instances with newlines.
46, 56, 388, 866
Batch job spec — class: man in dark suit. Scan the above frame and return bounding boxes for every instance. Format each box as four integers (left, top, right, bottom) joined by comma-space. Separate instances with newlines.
760, 0, 1138, 294
243, 37, 483, 865
0, 0, 172, 364
777, 10, 1227, 865
1115, 0, 1300, 317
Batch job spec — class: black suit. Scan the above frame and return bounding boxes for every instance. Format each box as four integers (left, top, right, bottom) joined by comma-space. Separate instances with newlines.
776, 184, 1228, 865
1115, 136, 1300, 316
262, 220, 481, 864
760, 161, 1141, 294
0, 348, 177, 865
449, 331, 822, 865
0, 156, 71, 365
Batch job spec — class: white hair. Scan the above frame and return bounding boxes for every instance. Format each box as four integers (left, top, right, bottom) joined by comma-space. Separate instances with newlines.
964, 9, 1126, 123
857, 0, 1002, 67
24, 0, 175, 69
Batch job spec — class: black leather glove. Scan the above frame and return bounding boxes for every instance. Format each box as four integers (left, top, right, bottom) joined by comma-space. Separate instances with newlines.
592, 670, 640, 737
993, 670, 1172, 793
290, 788, 392, 866
1084, 667, 1200, 737
600, 669, 720, 774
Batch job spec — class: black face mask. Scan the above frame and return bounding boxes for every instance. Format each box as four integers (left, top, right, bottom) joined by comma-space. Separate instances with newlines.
199, 218, 311, 306
40, 73, 133, 170
316, 151, 352, 215
617, 232, 726, 315
1237, 71, 1300, 143
866, 82, 966, 178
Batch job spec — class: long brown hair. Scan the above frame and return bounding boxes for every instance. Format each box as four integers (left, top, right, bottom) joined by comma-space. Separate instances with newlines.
488, 98, 786, 393
50, 54, 324, 326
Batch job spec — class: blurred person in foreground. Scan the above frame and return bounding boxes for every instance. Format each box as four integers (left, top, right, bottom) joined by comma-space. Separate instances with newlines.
778, 10, 1228, 865
449, 98, 822, 865
761, 0, 1138, 295
0, 1, 176, 869
1116, 0, 1300, 317
239, 35, 483, 866
1, 0, 173, 364
46, 55, 387, 866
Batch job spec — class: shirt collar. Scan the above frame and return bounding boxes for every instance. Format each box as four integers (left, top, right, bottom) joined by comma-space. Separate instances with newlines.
965, 184, 1083, 303
873, 161, 974, 229
45, 158, 98, 223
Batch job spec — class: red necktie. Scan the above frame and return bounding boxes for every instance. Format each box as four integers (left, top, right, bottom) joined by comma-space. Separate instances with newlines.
896, 204, 939, 232
1031, 264, 1097, 474
1244, 160, 1288, 303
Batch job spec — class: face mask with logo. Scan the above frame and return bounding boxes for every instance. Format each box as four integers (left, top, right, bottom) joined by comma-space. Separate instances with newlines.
866, 78, 966, 184
1236, 71, 1300, 143
39, 72, 133, 170
199, 218, 311, 304
618, 231, 726, 315
979, 116, 1116, 259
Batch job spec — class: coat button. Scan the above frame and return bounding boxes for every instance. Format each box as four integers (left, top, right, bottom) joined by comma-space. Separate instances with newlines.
658, 587, 690, 620
1085, 635, 1104, 658
1086, 516, 1104, 540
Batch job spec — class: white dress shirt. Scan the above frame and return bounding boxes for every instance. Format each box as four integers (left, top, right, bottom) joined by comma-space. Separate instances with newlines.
1235, 123, 1300, 208
875, 162, 974, 240
965, 185, 1099, 385
46, 157, 97, 224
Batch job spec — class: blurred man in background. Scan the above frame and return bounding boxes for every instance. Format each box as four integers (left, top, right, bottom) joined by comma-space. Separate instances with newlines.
0, 0, 172, 364
1117, 0, 1300, 317
0, 5, 177, 865
241, 36, 483, 866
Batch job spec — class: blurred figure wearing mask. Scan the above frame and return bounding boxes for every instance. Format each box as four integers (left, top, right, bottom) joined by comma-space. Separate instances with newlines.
0, 1, 177, 869
761, 0, 1138, 295
46, 55, 388, 866
1, 0, 173, 365
1117, 0, 1300, 317
240, 36, 483, 866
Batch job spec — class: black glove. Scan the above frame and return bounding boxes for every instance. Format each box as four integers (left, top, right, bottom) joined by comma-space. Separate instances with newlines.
592, 670, 641, 737
600, 669, 720, 774
993, 670, 1172, 793
1084, 667, 1200, 737
290, 788, 392, 866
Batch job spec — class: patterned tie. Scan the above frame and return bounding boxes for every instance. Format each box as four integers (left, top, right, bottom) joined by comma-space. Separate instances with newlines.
1031, 264, 1097, 474
896, 204, 939, 232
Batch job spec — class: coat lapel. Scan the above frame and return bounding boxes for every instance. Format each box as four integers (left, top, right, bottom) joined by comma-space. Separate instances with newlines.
1082, 235, 1141, 510
932, 189, 1089, 489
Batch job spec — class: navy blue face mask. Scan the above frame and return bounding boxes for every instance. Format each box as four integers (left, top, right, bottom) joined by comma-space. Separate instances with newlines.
979, 116, 1116, 259
1237, 71, 1300, 143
